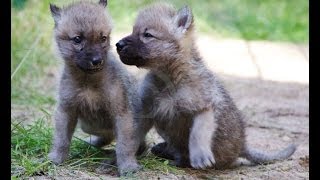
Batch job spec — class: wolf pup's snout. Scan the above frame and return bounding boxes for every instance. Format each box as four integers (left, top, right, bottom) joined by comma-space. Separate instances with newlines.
116, 40, 126, 51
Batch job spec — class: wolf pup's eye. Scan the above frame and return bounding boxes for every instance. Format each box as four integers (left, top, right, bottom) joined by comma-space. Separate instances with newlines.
143, 32, 154, 38
101, 36, 107, 43
72, 36, 82, 44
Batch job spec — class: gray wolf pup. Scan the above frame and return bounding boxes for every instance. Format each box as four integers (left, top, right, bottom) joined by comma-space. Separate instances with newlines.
48, 0, 151, 175
116, 2, 296, 169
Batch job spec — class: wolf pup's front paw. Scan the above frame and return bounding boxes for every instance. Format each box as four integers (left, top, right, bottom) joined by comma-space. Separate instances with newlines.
118, 161, 142, 176
48, 150, 68, 165
189, 147, 215, 169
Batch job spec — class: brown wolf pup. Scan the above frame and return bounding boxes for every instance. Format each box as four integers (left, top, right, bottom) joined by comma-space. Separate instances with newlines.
116, 3, 296, 169
48, 0, 151, 175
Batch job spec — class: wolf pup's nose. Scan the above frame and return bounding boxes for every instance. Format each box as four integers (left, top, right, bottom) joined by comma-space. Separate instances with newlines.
91, 56, 102, 66
116, 40, 126, 51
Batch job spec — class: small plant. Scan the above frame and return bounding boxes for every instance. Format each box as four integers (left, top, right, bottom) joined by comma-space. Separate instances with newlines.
11, 117, 187, 179
11, 117, 108, 179
11, 118, 54, 178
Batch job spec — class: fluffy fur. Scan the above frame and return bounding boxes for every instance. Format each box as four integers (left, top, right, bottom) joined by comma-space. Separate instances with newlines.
48, 0, 152, 175
116, 2, 296, 169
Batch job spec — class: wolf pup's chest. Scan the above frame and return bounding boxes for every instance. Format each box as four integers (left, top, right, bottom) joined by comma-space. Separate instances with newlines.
149, 87, 183, 121
75, 88, 105, 112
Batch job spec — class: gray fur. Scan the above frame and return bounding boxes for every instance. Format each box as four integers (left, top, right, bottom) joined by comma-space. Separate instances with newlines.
174, 5, 193, 32
49, 4, 61, 26
189, 108, 217, 169
116, 2, 296, 169
242, 144, 297, 164
48, 1, 152, 175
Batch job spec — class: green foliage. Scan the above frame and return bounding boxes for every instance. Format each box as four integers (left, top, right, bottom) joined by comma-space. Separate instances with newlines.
140, 155, 184, 174
11, 118, 108, 178
109, 0, 309, 42
11, 117, 183, 178
11, 118, 54, 177
12, 0, 28, 9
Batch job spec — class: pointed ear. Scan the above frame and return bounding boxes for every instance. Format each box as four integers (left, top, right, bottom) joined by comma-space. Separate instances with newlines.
98, 0, 108, 7
50, 3, 61, 26
174, 5, 193, 33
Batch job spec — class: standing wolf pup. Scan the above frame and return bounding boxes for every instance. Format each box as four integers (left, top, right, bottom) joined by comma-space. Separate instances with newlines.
116, 3, 296, 169
48, 0, 150, 175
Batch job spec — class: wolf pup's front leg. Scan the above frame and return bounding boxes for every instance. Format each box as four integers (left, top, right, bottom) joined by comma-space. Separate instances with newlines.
114, 113, 141, 176
48, 105, 77, 164
189, 108, 217, 169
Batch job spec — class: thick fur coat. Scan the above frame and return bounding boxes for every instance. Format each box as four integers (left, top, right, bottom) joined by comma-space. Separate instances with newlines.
116, 3, 296, 169
48, 0, 152, 175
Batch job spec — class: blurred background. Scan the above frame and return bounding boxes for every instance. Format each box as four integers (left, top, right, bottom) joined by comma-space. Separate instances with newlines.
11, 0, 308, 108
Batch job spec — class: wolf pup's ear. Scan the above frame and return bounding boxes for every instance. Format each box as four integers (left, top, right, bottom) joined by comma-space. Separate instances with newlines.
99, 0, 108, 7
174, 5, 193, 33
50, 4, 61, 26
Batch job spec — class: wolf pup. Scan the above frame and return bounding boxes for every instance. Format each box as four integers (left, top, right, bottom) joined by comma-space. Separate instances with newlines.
116, 3, 296, 169
48, 0, 149, 175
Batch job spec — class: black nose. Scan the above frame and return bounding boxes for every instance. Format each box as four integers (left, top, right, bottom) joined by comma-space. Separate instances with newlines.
116, 40, 126, 51
91, 56, 102, 66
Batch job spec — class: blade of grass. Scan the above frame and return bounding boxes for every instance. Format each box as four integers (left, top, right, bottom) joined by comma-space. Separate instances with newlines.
11, 33, 42, 80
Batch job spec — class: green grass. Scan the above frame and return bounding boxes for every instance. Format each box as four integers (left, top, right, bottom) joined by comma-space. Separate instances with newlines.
108, 0, 309, 42
140, 155, 184, 174
11, 117, 106, 178
108, 0, 309, 43
11, 117, 184, 179
11, 119, 53, 178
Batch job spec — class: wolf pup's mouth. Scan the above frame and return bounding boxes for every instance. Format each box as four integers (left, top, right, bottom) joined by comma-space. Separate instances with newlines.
118, 54, 146, 67
77, 65, 104, 74
116, 46, 145, 67
86, 67, 103, 73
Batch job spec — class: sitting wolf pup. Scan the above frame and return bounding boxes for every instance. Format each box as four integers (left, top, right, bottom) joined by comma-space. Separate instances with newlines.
48, 0, 150, 175
116, 3, 296, 169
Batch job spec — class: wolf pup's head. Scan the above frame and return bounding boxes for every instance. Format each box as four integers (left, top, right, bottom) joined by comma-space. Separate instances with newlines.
116, 3, 194, 69
50, 0, 112, 73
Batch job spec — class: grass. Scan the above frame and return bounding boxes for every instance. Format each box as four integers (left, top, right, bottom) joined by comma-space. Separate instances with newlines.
11, 117, 104, 178
108, 0, 309, 43
11, 117, 185, 179
11, 0, 308, 178
11, 119, 53, 178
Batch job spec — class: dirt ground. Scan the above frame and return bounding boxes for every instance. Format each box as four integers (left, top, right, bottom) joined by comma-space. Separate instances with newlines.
132, 71, 309, 180
16, 34, 309, 180
27, 73, 309, 180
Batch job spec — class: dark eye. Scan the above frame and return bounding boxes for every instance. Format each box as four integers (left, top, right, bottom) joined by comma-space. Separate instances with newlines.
101, 36, 107, 42
72, 36, 82, 44
143, 32, 153, 38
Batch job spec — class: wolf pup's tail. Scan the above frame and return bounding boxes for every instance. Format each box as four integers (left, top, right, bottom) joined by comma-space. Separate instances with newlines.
241, 144, 296, 164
